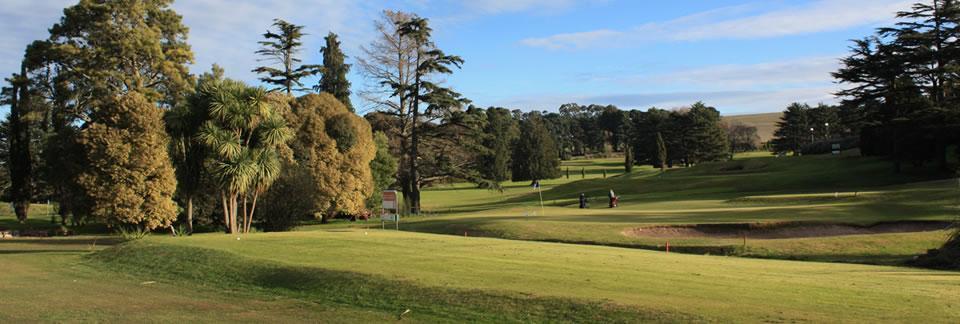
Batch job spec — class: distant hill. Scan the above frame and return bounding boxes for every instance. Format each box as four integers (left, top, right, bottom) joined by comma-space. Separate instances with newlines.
722, 112, 782, 143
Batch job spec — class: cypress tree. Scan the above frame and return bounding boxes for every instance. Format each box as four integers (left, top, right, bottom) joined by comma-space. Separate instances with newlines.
316, 32, 353, 111
656, 132, 667, 172
4, 68, 32, 223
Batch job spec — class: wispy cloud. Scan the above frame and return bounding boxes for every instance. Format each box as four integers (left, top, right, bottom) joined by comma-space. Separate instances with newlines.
521, 0, 912, 50
581, 56, 841, 89
463, 0, 584, 15
495, 87, 838, 115
500, 55, 844, 114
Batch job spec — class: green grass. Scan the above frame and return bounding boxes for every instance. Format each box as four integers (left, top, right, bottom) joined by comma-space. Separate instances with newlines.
3, 153, 960, 322
0, 237, 398, 323
365, 154, 960, 264
83, 231, 960, 322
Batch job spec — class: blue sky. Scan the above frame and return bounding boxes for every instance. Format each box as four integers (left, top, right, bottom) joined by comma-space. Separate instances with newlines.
0, 0, 914, 115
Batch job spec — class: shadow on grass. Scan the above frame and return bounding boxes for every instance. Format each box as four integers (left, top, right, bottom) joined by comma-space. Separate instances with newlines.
90, 243, 704, 323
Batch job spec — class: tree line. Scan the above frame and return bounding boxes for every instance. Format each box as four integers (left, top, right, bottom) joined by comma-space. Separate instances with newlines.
0, 1, 396, 232
0, 1, 748, 232
771, 0, 960, 173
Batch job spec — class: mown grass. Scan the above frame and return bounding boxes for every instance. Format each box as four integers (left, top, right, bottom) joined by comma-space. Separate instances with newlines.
87, 230, 960, 322
0, 237, 398, 323
363, 154, 960, 264
89, 240, 698, 323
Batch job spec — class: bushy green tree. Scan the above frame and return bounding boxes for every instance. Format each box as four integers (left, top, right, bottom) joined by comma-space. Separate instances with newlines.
22, 0, 194, 224
253, 19, 320, 95
288, 93, 376, 222
316, 32, 353, 111
76, 92, 178, 230
512, 112, 560, 182
367, 131, 399, 209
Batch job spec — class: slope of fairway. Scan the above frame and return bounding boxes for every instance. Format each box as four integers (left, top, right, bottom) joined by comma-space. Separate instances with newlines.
90, 230, 960, 323
387, 154, 958, 264
0, 237, 397, 323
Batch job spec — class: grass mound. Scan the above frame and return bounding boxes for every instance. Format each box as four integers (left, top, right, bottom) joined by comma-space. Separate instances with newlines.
88, 241, 700, 323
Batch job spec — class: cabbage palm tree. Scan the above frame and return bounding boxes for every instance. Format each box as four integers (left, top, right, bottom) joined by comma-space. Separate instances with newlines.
198, 79, 291, 234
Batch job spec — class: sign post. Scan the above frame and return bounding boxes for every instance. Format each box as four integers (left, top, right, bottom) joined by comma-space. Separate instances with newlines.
381, 190, 399, 230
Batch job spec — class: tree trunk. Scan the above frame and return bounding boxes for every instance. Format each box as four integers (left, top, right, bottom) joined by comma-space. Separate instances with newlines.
241, 195, 248, 234
247, 192, 259, 234
186, 197, 194, 234
409, 53, 422, 215
221, 193, 230, 233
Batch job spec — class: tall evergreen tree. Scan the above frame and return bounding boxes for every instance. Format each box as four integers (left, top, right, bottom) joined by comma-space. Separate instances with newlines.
656, 132, 668, 172
771, 103, 812, 155
3, 69, 32, 223
480, 107, 519, 184
316, 32, 353, 111
512, 112, 561, 182
394, 16, 469, 214
253, 19, 321, 95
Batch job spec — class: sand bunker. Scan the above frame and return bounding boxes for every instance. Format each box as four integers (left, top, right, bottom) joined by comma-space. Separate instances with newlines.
623, 221, 953, 240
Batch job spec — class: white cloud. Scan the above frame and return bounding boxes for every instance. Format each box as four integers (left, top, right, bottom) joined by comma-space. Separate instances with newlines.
0, 0, 381, 89
521, 0, 913, 50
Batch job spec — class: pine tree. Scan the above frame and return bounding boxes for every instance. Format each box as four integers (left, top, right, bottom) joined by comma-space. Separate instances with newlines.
316, 32, 353, 111
76, 93, 178, 230
253, 19, 321, 95
771, 103, 811, 155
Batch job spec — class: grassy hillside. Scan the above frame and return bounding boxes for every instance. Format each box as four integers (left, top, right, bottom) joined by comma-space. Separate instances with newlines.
386, 154, 958, 264
81, 231, 960, 322
722, 112, 782, 142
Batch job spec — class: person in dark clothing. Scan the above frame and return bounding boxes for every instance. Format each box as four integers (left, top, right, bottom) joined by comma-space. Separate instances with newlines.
608, 189, 618, 208
579, 193, 588, 209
